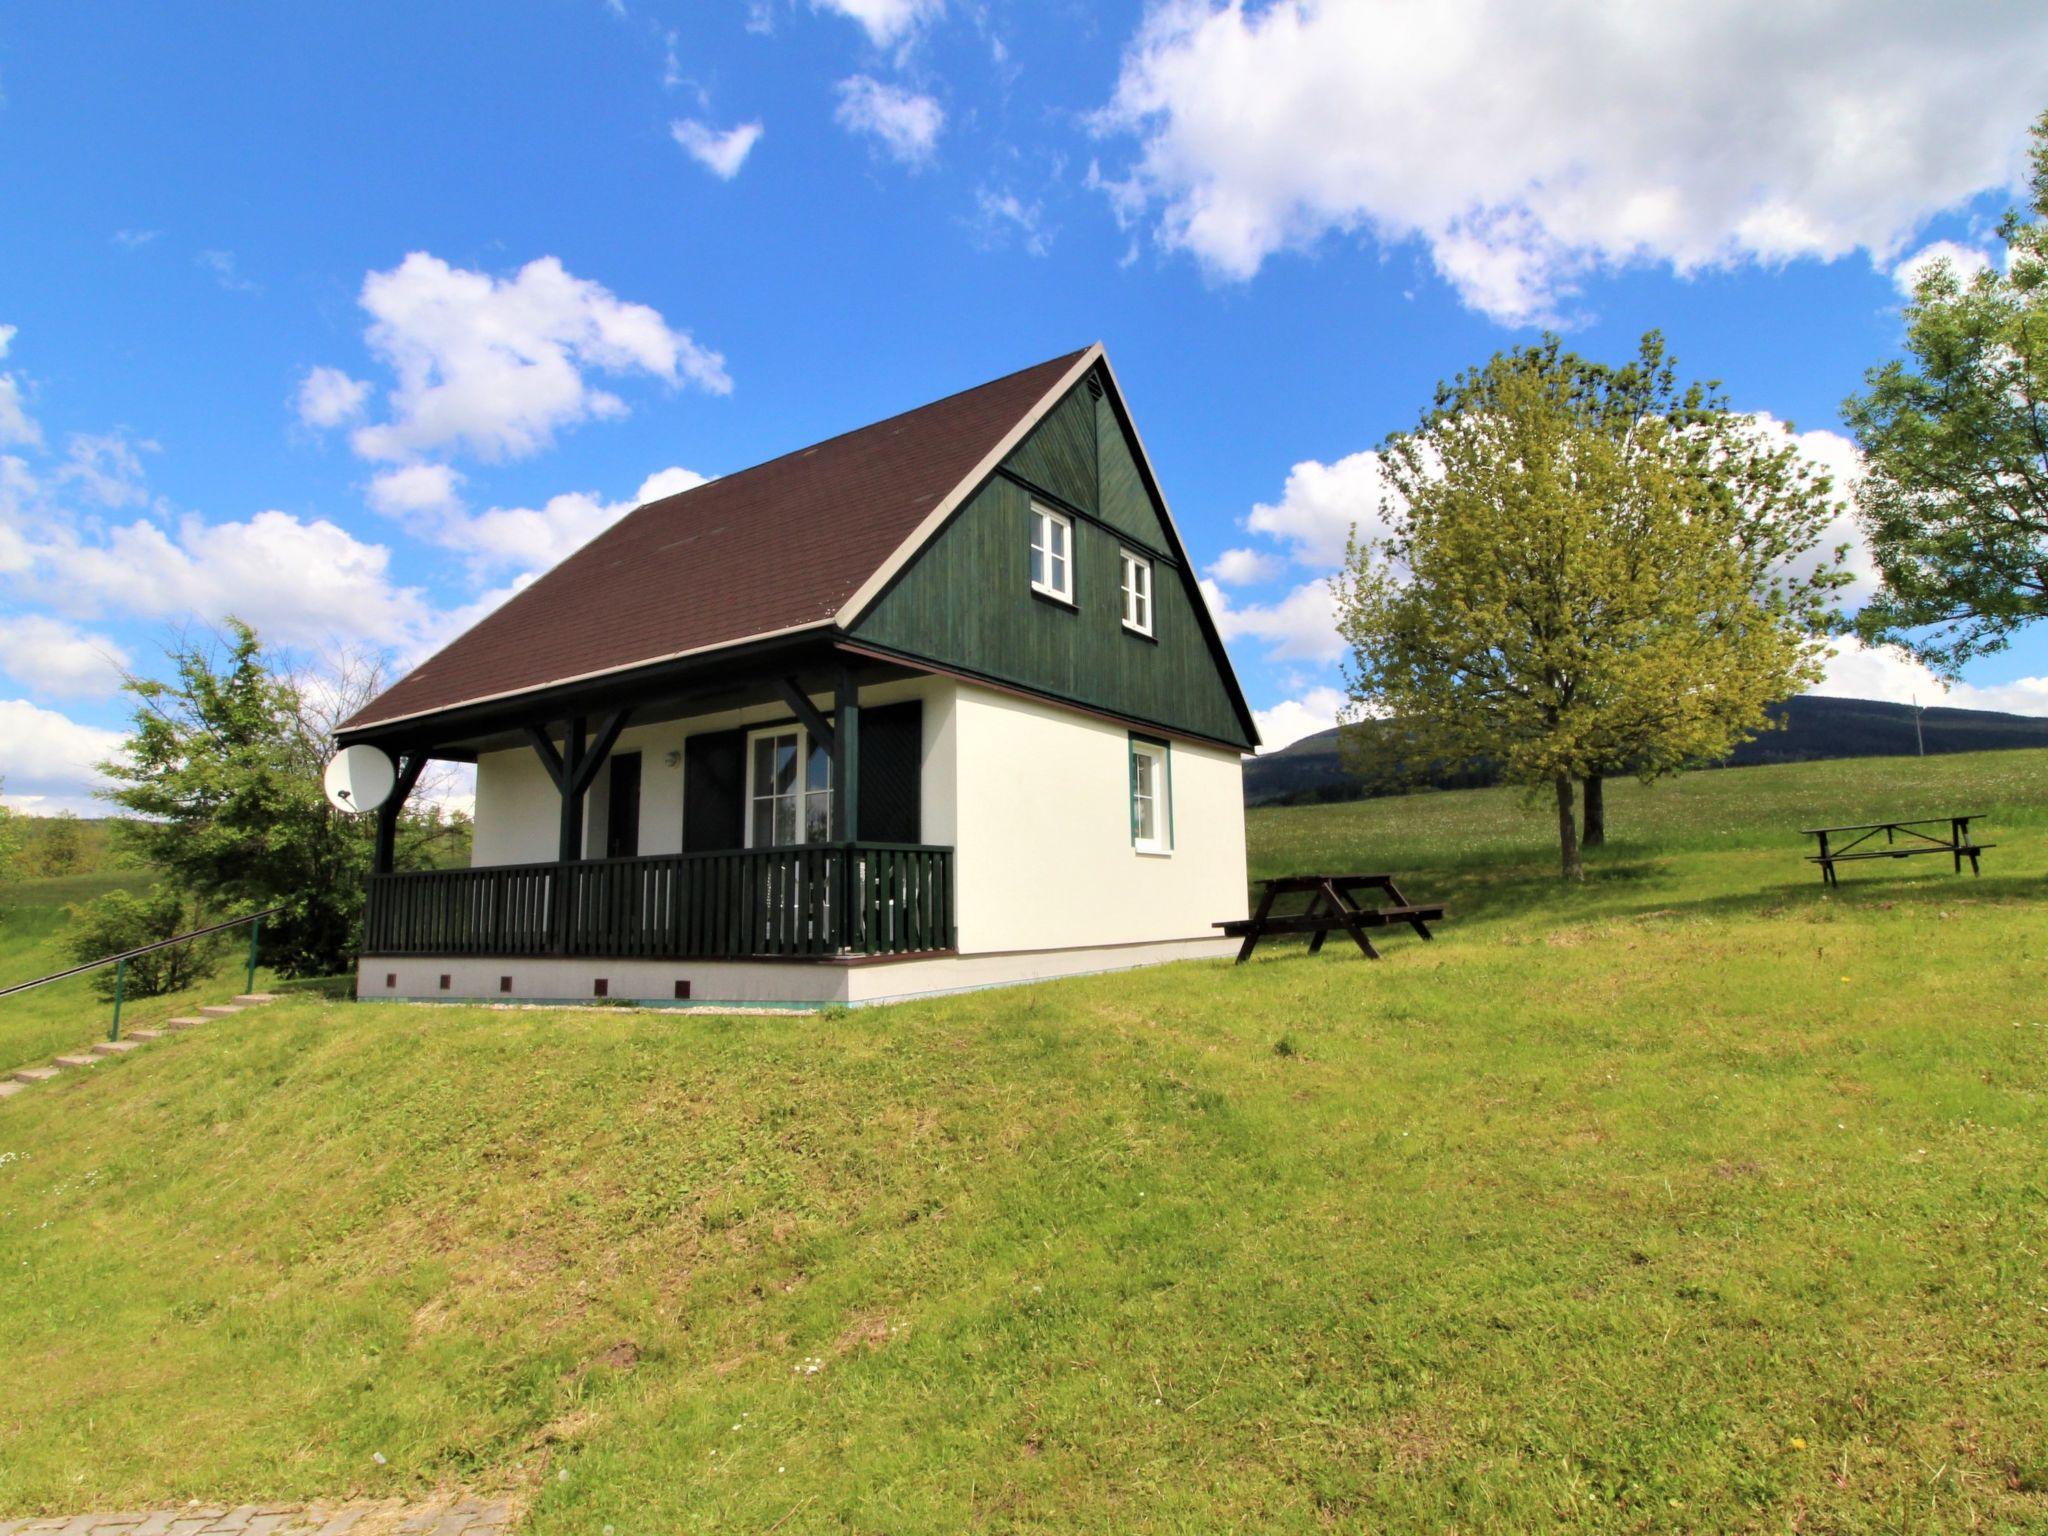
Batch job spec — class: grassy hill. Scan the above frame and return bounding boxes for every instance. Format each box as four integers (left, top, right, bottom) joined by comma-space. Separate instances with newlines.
0, 871, 271, 1076
2, 750, 2045, 1532
1247, 693, 2048, 805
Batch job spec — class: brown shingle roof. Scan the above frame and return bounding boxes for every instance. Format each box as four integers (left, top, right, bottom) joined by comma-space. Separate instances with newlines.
342, 346, 1094, 731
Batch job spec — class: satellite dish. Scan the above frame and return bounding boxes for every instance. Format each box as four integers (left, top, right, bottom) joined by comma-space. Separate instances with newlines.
324, 744, 397, 814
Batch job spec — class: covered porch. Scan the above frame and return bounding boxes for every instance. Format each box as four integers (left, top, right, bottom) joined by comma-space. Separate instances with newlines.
342, 636, 957, 969
364, 842, 952, 961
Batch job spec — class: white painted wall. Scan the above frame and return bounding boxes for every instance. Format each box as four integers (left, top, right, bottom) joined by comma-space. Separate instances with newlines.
948, 683, 1247, 953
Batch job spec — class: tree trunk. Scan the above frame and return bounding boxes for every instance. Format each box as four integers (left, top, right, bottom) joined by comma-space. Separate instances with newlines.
1555, 774, 1584, 881
1582, 772, 1606, 848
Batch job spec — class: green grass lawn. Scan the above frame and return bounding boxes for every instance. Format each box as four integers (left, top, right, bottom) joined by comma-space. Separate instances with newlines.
2, 750, 2045, 1532
0, 873, 267, 1076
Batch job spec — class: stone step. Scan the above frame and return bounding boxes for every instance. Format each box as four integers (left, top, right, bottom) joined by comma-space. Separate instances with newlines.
52, 1053, 100, 1068
234, 992, 279, 1004
11, 1066, 60, 1084
92, 1039, 142, 1056
197, 1005, 243, 1018
0, 1080, 23, 1099
161, 1016, 206, 1030
125, 1027, 165, 1041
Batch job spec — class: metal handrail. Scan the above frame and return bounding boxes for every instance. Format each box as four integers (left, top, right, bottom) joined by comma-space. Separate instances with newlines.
0, 905, 283, 1040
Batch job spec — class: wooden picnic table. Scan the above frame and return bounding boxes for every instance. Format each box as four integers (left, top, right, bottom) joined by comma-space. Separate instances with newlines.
1215, 873, 1445, 963
1802, 815, 1992, 887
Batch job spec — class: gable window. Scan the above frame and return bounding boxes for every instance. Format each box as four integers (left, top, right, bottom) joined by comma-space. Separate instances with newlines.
1119, 549, 1153, 636
1030, 504, 1073, 603
1129, 737, 1172, 855
745, 724, 832, 847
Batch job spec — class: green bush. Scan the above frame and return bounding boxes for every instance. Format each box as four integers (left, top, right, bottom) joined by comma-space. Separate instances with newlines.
64, 887, 225, 1002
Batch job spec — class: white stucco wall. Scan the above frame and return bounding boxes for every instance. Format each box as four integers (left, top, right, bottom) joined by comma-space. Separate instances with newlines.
948, 683, 1248, 954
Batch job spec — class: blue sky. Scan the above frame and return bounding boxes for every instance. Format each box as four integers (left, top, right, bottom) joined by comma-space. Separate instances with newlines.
4, 0, 2048, 812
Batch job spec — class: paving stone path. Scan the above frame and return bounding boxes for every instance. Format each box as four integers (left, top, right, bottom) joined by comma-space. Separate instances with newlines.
0, 1495, 513, 1536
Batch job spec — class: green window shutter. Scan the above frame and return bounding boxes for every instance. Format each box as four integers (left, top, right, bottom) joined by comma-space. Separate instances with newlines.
857, 701, 924, 844
682, 729, 746, 852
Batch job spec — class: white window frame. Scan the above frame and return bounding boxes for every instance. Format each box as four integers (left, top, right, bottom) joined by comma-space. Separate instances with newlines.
1030, 503, 1074, 604
743, 722, 833, 848
1129, 737, 1172, 856
1119, 549, 1154, 636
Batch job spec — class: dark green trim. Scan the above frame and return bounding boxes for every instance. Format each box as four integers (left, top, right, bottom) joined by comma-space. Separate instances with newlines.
1001, 467, 1179, 569
1089, 369, 1262, 748
1029, 586, 1079, 615
835, 636, 1251, 755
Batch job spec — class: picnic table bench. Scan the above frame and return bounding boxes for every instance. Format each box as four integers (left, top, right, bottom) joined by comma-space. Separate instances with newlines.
1802, 815, 1992, 887
1216, 873, 1445, 963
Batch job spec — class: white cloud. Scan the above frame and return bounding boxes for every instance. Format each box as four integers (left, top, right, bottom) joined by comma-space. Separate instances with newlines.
1254, 684, 1349, 751
197, 249, 258, 293
0, 324, 41, 450
1813, 638, 2048, 718
337, 252, 730, 465
367, 462, 465, 520
1202, 574, 1344, 662
56, 432, 152, 509
1891, 238, 1996, 298
0, 698, 126, 809
113, 228, 160, 250
971, 188, 1053, 255
672, 118, 765, 179
296, 365, 372, 428
1095, 0, 2048, 322
37, 510, 432, 651
1247, 449, 1400, 568
814, 0, 943, 48
433, 466, 709, 574
835, 76, 944, 166
635, 465, 708, 503
1741, 414, 1879, 608
1207, 546, 1284, 586
0, 616, 131, 700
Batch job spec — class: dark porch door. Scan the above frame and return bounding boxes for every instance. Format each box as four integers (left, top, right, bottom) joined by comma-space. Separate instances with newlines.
605, 751, 642, 858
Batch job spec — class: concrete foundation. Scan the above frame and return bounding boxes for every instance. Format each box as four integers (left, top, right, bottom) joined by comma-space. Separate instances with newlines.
356, 936, 1237, 1010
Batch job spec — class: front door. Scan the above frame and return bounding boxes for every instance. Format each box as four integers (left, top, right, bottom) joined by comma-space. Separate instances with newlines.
605, 751, 642, 859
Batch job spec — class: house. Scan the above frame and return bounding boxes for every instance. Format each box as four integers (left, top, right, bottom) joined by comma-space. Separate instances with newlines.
336, 344, 1259, 1007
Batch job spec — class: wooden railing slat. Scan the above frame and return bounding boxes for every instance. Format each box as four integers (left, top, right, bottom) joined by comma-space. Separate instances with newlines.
362, 844, 953, 963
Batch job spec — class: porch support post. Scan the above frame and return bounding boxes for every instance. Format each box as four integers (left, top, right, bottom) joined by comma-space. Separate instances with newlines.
555, 719, 587, 861
832, 669, 860, 953
372, 752, 430, 875
527, 709, 634, 865
832, 669, 860, 840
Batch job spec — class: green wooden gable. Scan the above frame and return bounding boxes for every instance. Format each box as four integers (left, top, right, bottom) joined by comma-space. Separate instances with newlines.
849, 367, 1257, 751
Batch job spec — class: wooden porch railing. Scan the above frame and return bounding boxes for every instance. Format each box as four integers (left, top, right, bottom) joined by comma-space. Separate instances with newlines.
362, 843, 954, 960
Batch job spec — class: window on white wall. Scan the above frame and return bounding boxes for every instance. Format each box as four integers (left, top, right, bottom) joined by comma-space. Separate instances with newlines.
1129, 737, 1171, 855
1030, 504, 1073, 603
746, 725, 832, 847
1119, 549, 1153, 635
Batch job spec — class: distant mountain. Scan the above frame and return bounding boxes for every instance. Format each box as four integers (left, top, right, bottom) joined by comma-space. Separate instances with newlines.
1244, 695, 2048, 807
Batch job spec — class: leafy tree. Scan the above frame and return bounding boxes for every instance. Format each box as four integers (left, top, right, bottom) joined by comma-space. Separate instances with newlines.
25, 812, 87, 877
1845, 110, 2048, 672
65, 887, 225, 1002
97, 620, 462, 975
1336, 334, 1847, 879
0, 783, 20, 882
